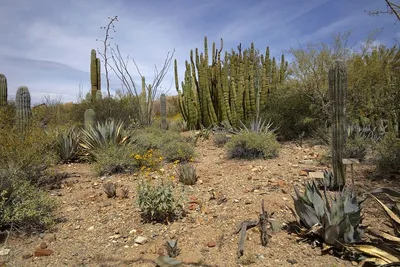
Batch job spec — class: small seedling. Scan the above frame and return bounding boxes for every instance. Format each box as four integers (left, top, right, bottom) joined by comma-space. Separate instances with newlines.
165, 239, 180, 257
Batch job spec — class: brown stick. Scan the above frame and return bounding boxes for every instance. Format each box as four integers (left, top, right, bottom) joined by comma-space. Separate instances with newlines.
259, 199, 269, 246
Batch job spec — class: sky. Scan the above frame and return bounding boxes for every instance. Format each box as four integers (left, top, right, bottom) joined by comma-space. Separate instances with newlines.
0, 0, 399, 105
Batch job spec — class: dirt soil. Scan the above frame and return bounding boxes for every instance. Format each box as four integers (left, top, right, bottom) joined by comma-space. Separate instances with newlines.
2, 138, 400, 267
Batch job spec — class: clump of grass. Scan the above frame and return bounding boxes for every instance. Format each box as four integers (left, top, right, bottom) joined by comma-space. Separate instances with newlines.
226, 132, 279, 159
213, 132, 231, 147
92, 145, 136, 176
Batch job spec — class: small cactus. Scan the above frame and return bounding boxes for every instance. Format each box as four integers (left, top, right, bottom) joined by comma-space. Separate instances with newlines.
160, 93, 167, 130
0, 74, 7, 106
84, 109, 96, 129
15, 86, 32, 132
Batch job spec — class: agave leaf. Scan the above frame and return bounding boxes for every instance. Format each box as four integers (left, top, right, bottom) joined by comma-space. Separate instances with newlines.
343, 215, 357, 243
359, 257, 392, 266
369, 194, 400, 235
321, 213, 340, 246
293, 197, 320, 229
347, 243, 400, 264
370, 188, 400, 198
368, 228, 400, 244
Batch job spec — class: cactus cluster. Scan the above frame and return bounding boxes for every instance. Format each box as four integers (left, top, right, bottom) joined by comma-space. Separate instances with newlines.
15, 86, 32, 132
328, 60, 347, 188
0, 73, 7, 106
174, 37, 288, 129
90, 49, 102, 102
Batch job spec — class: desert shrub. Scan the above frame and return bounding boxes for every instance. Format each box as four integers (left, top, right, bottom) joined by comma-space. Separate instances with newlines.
213, 132, 231, 147
160, 140, 195, 162
132, 148, 164, 172
375, 132, 400, 173
343, 134, 371, 162
80, 119, 131, 156
136, 179, 183, 223
226, 132, 280, 159
92, 145, 136, 176
177, 164, 198, 185
54, 127, 81, 163
0, 169, 57, 232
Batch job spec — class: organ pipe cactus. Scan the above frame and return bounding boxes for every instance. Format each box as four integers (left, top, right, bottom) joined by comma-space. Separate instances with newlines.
15, 86, 32, 132
329, 61, 347, 188
160, 93, 167, 130
174, 36, 287, 129
0, 74, 7, 106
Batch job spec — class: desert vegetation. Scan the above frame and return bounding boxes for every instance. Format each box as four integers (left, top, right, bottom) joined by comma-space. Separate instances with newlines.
0, 5, 400, 266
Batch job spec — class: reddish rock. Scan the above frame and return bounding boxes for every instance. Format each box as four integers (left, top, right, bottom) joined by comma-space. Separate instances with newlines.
299, 170, 308, 176
188, 203, 198, 210
207, 241, 217, 248
34, 248, 54, 257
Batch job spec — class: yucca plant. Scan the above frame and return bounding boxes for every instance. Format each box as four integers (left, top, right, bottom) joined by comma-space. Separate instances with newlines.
292, 181, 365, 251
80, 119, 130, 153
176, 163, 198, 185
55, 127, 81, 163
238, 117, 279, 135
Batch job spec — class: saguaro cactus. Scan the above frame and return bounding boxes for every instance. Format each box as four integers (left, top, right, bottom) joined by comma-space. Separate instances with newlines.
0, 74, 7, 106
90, 49, 101, 102
329, 60, 347, 188
160, 93, 167, 130
84, 109, 96, 129
15, 86, 32, 132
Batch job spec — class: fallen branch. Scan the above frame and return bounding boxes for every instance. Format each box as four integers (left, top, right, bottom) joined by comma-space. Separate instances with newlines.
235, 200, 271, 258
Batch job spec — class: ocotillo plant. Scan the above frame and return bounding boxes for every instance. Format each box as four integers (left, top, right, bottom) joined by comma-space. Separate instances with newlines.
160, 93, 167, 130
15, 86, 32, 132
90, 49, 101, 102
84, 109, 96, 129
328, 60, 347, 189
0, 74, 7, 106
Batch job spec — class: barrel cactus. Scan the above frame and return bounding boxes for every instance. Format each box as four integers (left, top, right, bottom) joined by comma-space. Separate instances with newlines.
328, 60, 347, 189
160, 93, 167, 130
0, 74, 7, 106
84, 109, 96, 129
15, 86, 32, 132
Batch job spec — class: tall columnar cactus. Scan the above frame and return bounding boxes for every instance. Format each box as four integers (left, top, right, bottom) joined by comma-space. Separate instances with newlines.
160, 93, 167, 130
15, 86, 32, 132
84, 109, 96, 129
329, 60, 347, 188
174, 36, 287, 129
90, 49, 101, 102
0, 74, 7, 106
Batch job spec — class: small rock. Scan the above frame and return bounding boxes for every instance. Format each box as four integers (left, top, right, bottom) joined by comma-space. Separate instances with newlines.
65, 206, 78, 212
74, 225, 81, 230
87, 226, 95, 231
207, 241, 217, 247
22, 252, 33, 259
39, 242, 48, 249
43, 233, 56, 243
351, 261, 358, 266
244, 199, 252, 205
298, 159, 314, 164
271, 220, 282, 233
287, 259, 298, 265
134, 236, 148, 245
0, 248, 10, 256
299, 170, 308, 176
34, 248, 53, 257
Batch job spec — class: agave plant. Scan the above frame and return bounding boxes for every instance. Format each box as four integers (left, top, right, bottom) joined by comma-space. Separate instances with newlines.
80, 119, 130, 153
292, 181, 365, 250
176, 163, 198, 185
238, 117, 280, 135
55, 127, 81, 163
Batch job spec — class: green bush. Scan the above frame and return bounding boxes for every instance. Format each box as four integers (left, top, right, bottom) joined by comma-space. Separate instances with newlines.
375, 132, 400, 173
92, 145, 137, 176
213, 132, 231, 147
0, 169, 57, 232
136, 179, 183, 223
226, 132, 280, 159
160, 140, 195, 162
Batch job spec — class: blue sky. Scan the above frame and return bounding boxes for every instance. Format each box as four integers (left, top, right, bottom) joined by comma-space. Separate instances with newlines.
0, 0, 398, 105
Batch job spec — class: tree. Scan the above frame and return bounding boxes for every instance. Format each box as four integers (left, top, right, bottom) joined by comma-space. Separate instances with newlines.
367, 0, 400, 22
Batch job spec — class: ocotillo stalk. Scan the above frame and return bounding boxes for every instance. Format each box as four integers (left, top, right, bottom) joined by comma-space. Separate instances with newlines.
160, 93, 167, 130
0, 74, 7, 106
328, 60, 347, 188
15, 86, 32, 132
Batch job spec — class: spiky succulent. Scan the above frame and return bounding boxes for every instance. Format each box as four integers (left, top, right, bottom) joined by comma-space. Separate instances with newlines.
176, 163, 198, 185
292, 181, 365, 249
56, 127, 81, 163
